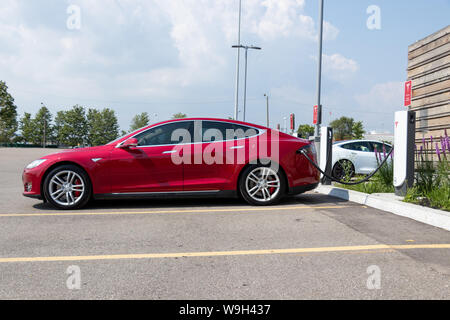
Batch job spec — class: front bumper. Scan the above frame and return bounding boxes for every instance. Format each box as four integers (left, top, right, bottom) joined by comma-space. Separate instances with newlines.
22, 169, 43, 200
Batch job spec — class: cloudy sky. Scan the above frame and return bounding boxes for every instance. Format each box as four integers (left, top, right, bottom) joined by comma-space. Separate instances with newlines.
1, 0, 449, 133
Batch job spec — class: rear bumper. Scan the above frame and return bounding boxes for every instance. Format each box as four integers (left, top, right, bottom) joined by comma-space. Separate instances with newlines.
288, 183, 319, 195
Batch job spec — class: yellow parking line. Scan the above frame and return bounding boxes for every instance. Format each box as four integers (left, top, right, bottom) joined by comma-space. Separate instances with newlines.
0, 244, 448, 263
0, 205, 349, 218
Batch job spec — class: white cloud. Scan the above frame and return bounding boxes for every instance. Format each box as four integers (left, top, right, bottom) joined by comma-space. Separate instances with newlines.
323, 21, 340, 41
322, 53, 359, 82
0, 0, 344, 130
354, 82, 403, 109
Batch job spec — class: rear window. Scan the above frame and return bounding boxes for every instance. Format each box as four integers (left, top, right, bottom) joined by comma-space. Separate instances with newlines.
201, 121, 260, 142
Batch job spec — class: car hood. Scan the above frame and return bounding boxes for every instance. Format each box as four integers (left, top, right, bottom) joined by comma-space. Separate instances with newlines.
41, 145, 111, 160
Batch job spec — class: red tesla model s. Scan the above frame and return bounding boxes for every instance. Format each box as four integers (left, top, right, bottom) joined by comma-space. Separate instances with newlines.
22, 118, 319, 209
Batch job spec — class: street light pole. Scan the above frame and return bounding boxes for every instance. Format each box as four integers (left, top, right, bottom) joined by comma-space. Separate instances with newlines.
264, 94, 269, 127
41, 102, 46, 148
233, 45, 262, 122
314, 0, 324, 138
233, 0, 242, 121
243, 48, 248, 122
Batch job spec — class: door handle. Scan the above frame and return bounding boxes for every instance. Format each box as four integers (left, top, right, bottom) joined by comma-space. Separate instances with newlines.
162, 150, 177, 154
229, 146, 244, 150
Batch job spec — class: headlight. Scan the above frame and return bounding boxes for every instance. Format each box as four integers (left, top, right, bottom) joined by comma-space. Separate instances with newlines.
26, 159, 47, 169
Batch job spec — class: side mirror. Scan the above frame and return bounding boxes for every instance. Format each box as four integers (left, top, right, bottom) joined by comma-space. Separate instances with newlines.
118, 138, 138, 149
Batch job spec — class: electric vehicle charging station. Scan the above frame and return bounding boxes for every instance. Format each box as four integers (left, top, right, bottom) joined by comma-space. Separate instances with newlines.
320, 126, 333, 185
393, 110, 416, 196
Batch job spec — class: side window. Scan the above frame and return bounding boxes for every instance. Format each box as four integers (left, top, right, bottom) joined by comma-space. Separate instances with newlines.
371, 142, 392, 153
134, 121, 193, 146
340, 143, 353, 150
342, 142, 372, 152
201, 121, 259, 142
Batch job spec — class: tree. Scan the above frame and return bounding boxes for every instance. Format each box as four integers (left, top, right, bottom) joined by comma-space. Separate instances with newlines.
297, 124, 315, 139
352, 121, 365, 139
130, 112, 150, 132
0, 81, 18, 143
172, 112, 187, 119
330, 117, 355, 141
19, 113, 34, 143
54, 105, 88, 147
31, 105, 53, 146
87, 108, 119, 146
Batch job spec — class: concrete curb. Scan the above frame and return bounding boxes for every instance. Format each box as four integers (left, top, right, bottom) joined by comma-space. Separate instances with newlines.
315, 185, 450, 231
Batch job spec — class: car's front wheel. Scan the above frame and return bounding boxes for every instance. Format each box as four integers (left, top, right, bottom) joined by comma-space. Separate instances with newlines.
239, 164, 286, 206
43, 164, 92, 210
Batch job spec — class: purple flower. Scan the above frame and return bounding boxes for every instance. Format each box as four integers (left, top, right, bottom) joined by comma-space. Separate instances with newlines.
436, 143, 441, 162
374, 146, 379, 163
419, 145, 424, 159
382, 144, 387, 159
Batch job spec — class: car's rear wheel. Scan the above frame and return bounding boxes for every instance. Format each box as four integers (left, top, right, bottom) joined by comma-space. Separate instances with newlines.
43, 165, 91, 210
332, 160, 355, 181
239, 164, 286, 206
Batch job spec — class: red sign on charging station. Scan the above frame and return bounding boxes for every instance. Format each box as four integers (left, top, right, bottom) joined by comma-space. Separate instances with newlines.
290, 114, 295, 131
404, 80, 412, 107
313, 105, 319, 124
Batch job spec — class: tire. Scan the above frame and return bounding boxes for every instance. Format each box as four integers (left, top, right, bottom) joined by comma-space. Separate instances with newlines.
332, 160, 355, 181
43, 164, 92, 210
239, 163, 287, 206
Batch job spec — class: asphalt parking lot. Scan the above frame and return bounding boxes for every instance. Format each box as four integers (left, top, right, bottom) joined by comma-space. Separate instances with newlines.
0, 148, 449, 299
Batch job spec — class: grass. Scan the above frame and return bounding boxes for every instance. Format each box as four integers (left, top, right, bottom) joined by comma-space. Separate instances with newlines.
336, 149, 395, 194
336, 137, 450, 212
404, 185, 450, 212
404, 155, 450, 212
336, 175, 395, 194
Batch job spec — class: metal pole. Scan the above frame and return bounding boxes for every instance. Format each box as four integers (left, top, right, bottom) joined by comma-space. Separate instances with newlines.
43, 119, 46, 148
264, 94, 269, 127
233, 0, 242, 120
314, 0, 324, 138
243, 48, 248, 122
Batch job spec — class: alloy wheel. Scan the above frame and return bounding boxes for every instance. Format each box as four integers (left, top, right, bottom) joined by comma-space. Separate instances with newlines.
245, 167, 281, 202
48, 170, 85, 207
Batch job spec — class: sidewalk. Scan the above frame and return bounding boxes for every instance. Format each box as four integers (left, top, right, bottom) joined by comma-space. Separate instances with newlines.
315, 185, 450, 231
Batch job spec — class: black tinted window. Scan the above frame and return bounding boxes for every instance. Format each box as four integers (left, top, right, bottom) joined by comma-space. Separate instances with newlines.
134, 121, 193, 146
341, 142, 372, 152
201, 121, 259, 142
370, 142, 392, 153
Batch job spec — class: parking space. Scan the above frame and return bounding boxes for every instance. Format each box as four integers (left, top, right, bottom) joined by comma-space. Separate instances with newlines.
0, 148, 449, 299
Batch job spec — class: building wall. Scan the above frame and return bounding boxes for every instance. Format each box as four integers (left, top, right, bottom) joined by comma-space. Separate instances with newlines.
407, 25, 450, 158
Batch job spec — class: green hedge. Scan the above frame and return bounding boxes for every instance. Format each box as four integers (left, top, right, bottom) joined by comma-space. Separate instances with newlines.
0, 143, 59, 148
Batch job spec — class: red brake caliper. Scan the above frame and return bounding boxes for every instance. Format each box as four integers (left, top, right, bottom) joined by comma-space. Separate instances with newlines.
74, 179, 81, 198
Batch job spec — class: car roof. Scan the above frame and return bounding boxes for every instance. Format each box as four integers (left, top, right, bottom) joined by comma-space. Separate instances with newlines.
333, 139, 392, 146
153, 118, 269, 130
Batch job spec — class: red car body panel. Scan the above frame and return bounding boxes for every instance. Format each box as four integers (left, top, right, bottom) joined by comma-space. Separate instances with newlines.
22, 118, 319, 200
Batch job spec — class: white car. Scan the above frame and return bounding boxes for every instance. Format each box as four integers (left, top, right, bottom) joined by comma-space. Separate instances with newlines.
331, 140, 392, 179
